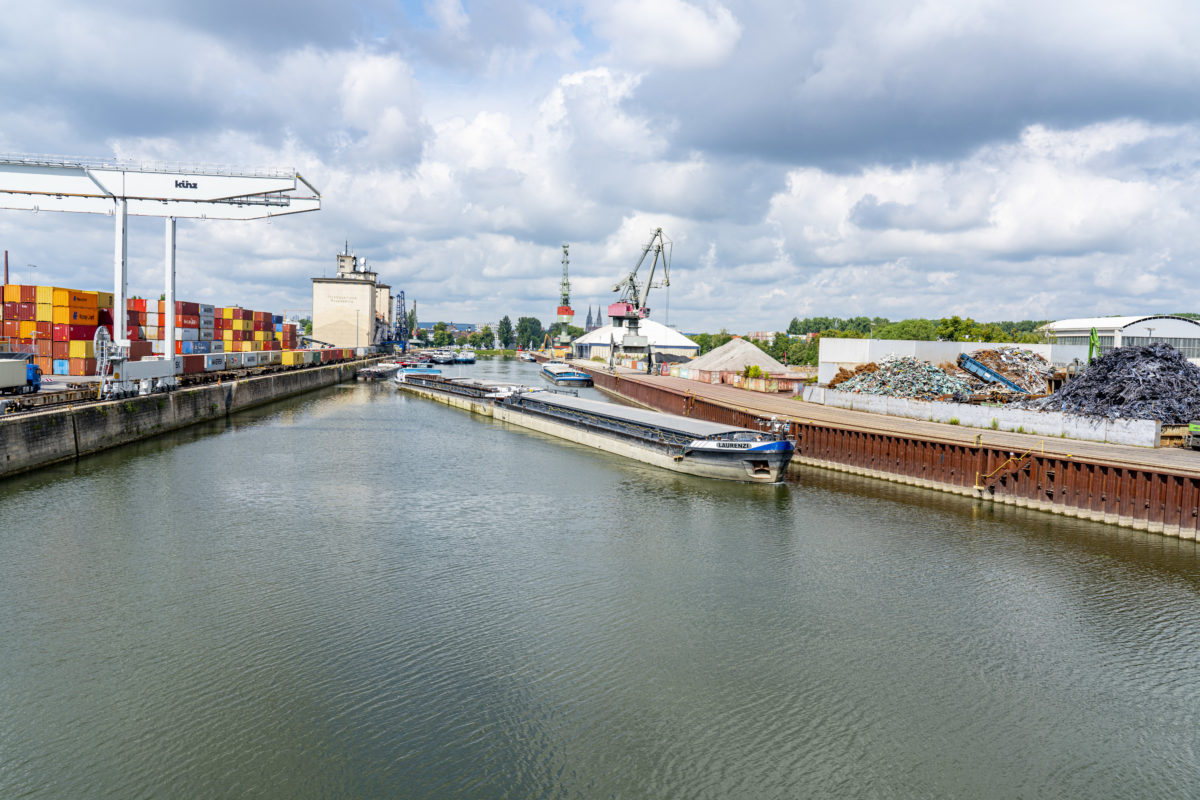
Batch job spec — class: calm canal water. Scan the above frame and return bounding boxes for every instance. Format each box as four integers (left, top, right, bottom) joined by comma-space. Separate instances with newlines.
2, 358, 1198, 798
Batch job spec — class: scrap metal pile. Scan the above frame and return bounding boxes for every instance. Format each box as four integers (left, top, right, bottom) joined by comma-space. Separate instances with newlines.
1027, 343, 1200, 423
834, 355, 971, 399
967, 346, 1054, 394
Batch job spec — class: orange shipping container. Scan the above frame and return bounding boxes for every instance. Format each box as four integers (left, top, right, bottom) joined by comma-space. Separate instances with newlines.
69, 308, 98, 325
52, 306, 72, 325
2, 285, 22, 303
66, 290, 97, 309
35, 321, 52, 338
68, 357, 97, 376
19, 321, 36, 338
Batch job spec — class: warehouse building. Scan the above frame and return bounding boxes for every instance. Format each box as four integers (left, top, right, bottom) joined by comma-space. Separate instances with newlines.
571, 319, 699, 361
1039, 315, 1200, 358
311, 245, 391, 348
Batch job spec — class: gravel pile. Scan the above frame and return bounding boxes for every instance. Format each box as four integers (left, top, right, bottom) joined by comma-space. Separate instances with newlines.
1027, 343, 1200, 422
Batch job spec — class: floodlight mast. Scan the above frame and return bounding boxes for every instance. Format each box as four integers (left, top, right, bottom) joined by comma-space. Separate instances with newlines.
0, 154, 321, 397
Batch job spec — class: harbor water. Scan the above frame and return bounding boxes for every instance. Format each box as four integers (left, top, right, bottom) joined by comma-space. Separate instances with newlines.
2, 357, 1198, 798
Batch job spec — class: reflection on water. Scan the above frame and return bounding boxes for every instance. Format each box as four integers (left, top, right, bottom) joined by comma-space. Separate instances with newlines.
1, 358, 1197, 798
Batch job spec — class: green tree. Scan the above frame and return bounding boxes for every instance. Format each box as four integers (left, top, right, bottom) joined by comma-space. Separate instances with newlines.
514, 316, 545, 348
935, 315, 977, 341
688, 332, 713, 354
874, 318, 937, 341
432, 321, 454, 347
406, 307, 418, 338
497, 315, 514, 348
547, 322, 584, 340
301, 318, 313, 335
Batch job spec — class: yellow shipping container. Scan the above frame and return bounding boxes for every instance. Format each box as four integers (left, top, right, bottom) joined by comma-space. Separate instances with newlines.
253, 330, 264, 342
52, 307, 72, 324
222, 307, 235, 319
96, 291, 114, 307
19, 321, 36, 338
282, 350, 301, 366
36, 303, 54, 321
36, 286, 60, 304
69, 341, 96, 359
3, 285, 21, 303
222, 330, 234, 341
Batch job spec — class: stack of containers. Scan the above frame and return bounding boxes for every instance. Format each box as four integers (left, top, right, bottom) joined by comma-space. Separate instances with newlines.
5, 281, 334, 375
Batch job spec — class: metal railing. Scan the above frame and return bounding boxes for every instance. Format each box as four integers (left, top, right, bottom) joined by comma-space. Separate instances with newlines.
0, 153, 295, 179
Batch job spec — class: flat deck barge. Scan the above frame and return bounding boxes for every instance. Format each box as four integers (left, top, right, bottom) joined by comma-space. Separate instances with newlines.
495, 391, 792, 483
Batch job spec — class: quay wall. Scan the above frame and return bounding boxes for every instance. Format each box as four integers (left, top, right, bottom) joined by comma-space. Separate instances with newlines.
581, 365, 1200, 540
1, 361, 368, 479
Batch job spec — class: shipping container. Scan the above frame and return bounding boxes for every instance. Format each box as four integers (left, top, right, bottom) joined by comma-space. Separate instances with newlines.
52, 342, 69, 359
225, 353, 244, 368
198, 304, 215, 316
70, 307, 98, 324
66, 290, 97, 308
53, 358, 70, 375
182, 354, 204, 374
36, 302, 53, 321
68, 357, 96, 376
2, 285, 23, 303
69, 341, 95, 359
242, 352, 259, 367
97, 291, 114, 308
16, 302, 35, 321
204, 353, 226, 371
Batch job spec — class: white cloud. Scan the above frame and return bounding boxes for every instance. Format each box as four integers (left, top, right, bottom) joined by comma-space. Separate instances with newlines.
588, 0, 742, 68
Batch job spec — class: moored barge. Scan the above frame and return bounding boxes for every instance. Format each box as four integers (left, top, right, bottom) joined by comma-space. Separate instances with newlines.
541, 360, 593, 387
495, 391, 792, 482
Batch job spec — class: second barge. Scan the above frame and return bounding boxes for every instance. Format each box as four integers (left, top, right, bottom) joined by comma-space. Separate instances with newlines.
540, 360, 593, 387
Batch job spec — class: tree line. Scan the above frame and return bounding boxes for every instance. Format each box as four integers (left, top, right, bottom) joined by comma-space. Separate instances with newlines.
687, 316, 1051, 367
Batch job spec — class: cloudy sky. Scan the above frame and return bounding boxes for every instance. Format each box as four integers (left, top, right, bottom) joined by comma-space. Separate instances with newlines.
1, 0, 1198, 332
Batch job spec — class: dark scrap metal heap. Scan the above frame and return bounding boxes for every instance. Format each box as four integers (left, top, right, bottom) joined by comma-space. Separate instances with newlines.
1027, 343, 1200, 422
835, 355, 971, 399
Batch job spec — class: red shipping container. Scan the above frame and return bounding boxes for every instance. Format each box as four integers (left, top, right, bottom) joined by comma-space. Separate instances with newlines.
129, 341, 154, 360
34, 321, 52, 338
126, 325, 141, 341
52, 342, 69, 359
99, 308, 114, 325
127, 298, 147, 313
2, 320, 17, 337
17, 302, 35, 321
182, 301, 199, 316
175, 314, 200, 328
68, 357, 97, 376
53, 324, 69, 342
67, 324, 97, 340
20, 285, 36, 303
2, 302, 15, 318
182, 354, 204, 374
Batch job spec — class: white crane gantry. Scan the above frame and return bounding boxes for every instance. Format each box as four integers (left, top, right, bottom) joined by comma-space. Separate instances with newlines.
0, 154, 320, 395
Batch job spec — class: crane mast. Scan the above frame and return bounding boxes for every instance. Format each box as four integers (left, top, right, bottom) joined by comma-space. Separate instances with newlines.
608, 227, 671, 360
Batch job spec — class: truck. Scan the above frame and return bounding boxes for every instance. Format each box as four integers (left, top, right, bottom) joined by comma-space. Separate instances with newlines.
1185, 422, 1200, 451
0, 356, 42, 395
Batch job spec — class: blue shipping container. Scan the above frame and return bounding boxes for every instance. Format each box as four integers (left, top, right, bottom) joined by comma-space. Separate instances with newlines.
53, 359, 70, 375
273, 315, 283, 324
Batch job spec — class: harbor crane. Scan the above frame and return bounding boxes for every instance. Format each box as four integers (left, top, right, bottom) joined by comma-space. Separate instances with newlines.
608, 227, 671, 366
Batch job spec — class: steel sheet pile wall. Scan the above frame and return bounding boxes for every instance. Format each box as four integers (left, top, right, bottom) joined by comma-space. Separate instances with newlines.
583, 366, 1198, 540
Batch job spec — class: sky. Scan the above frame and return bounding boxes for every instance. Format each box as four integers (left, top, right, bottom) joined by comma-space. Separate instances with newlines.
1, 0, 1199, 333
